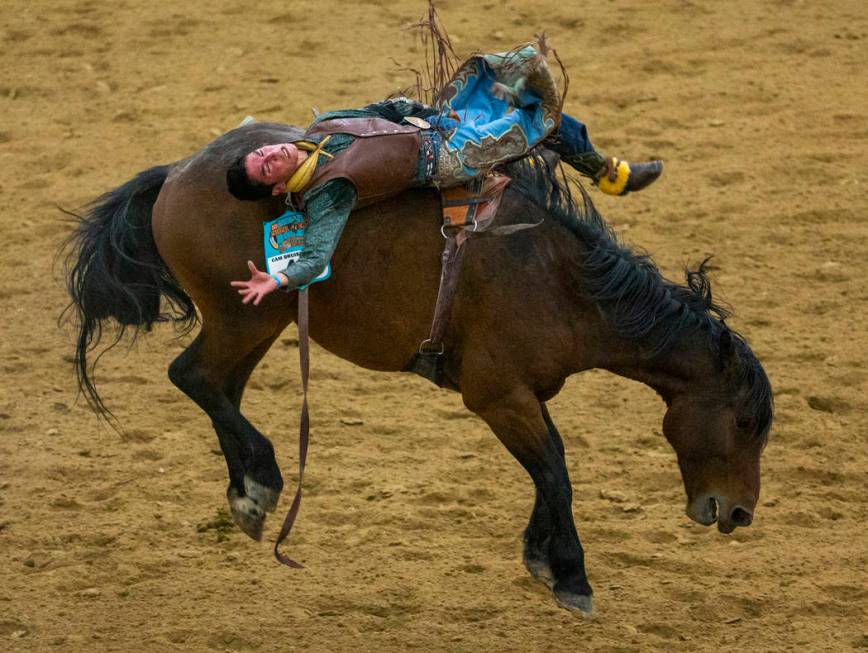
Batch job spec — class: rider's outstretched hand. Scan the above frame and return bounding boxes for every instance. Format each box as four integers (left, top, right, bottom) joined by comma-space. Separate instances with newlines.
230, 260, 282, 306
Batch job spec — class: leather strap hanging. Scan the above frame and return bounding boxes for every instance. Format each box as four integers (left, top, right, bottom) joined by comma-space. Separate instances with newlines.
419, 229, 470, 356
274, 287, 310, 568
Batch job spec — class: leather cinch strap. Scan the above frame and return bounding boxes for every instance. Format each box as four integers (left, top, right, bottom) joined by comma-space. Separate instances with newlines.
421, 230, 468, 353
274, 287, 310, 568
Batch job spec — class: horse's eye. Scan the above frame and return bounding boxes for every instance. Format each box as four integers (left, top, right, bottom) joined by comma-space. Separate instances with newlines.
736, 416, 754, 431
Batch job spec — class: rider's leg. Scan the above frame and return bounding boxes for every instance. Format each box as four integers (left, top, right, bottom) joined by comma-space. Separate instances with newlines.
545, 113, 664, 195
432, 44, 561, 187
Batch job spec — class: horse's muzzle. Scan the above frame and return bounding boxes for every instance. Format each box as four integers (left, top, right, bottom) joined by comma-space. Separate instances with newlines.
687, 494, 755, 533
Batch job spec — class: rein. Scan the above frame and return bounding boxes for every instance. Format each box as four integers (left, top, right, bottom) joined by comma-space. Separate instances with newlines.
273, 287, 310, 568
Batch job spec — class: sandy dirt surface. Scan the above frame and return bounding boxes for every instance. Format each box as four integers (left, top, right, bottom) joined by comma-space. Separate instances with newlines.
1, 0, 867, 651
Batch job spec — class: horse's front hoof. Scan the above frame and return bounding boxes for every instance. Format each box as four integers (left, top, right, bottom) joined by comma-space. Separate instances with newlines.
553, 587, 593, 616
227, 487, 266, 541
244, 476, 280, 513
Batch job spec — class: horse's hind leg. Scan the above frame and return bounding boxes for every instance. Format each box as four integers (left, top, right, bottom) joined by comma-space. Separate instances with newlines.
168, 317, 290, 540
467, 387, 593, 615
221, 333, 287, 518
522, 404, 564, 587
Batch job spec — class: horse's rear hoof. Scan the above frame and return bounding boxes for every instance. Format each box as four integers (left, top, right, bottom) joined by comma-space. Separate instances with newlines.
227, 487, 266, 541
554, 588, 593, 616
244, 476, 280, 513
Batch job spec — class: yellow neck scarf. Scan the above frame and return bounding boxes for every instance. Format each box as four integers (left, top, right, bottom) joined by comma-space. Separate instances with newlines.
283, 136, 334, 193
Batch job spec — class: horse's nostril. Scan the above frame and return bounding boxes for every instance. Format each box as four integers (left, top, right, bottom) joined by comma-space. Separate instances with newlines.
731, 506, 753, 527
706, 497, 718, 521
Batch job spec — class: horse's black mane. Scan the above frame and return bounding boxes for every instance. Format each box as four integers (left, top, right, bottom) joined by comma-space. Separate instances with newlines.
504, 154, 773, 439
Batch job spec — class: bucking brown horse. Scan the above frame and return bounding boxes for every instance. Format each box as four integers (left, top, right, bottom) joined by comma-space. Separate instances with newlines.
64, 122, 773, 615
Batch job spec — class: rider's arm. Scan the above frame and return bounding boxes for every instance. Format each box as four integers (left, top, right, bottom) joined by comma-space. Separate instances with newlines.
277, 179, 357, 289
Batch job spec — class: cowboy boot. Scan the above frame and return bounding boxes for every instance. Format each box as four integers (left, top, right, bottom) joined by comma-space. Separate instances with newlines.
556, 149, 663, 196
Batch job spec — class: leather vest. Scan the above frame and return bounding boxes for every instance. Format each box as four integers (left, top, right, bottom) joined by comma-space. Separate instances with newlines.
298, 117, 422, 208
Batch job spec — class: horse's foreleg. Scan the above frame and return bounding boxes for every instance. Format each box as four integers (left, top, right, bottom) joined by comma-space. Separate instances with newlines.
468, 387, 593, 615
168, 324, 287, 540
522, 404, 565, 587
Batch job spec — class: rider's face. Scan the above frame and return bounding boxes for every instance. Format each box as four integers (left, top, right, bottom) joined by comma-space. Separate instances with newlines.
244, 143, 303, 187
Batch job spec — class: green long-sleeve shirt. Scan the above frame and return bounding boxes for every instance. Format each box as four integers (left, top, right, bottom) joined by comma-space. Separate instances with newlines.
281, 99, 436, 289
283, 175, 356, 289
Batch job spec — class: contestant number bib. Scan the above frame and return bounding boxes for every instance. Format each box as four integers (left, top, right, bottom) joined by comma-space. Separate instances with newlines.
262, 210, 331, 286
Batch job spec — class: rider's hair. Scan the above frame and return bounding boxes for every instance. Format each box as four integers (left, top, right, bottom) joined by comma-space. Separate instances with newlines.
226, 155, 273, 201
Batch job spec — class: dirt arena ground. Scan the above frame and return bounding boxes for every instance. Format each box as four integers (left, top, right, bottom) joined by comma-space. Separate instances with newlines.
1, 0, 866, 651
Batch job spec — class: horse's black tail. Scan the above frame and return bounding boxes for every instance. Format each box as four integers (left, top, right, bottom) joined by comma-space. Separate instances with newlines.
62, 164, 198, 420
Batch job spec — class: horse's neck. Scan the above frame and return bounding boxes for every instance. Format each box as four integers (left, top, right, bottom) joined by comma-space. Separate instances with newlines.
594, 330, 717, 403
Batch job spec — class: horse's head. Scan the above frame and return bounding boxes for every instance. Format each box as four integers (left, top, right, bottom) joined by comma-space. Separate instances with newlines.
662, 329, 773, 533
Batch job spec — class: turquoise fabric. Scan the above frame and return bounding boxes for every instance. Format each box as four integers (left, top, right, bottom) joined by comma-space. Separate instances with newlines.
431, 45, 557, 178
